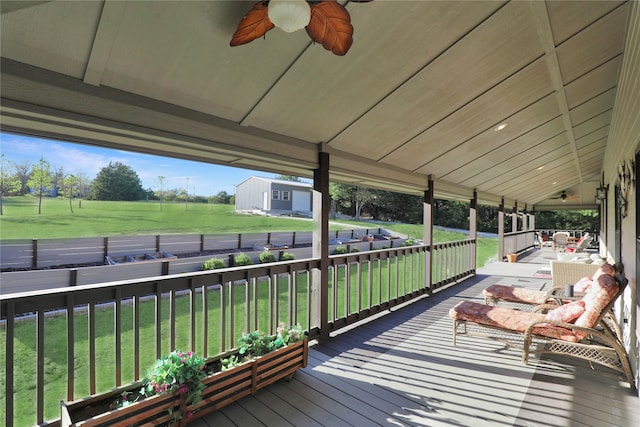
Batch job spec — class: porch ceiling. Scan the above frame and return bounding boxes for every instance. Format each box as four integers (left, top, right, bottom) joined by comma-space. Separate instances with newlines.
0, 1, 633, 209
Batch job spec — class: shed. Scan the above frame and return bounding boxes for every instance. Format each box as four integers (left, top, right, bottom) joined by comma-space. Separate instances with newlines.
235, 177, 312, 216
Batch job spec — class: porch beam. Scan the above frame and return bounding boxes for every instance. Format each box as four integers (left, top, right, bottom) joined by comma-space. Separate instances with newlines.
312, 152, 330, 341
470, 191, 478, 272
423, 178, 434, 293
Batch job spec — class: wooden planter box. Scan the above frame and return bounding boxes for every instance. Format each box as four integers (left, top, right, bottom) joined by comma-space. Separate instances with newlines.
61, 339, 308, 427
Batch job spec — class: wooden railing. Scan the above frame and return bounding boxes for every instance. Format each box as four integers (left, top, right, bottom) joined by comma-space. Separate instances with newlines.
1, 242, 474, 427
504, 230, 536, 256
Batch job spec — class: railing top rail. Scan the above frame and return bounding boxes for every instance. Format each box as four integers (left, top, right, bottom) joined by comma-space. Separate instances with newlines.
0, 258, 321, 316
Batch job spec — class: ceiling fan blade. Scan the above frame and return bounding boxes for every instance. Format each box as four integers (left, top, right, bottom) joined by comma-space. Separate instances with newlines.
306, 0, 353, 56
230, 1, 275, 47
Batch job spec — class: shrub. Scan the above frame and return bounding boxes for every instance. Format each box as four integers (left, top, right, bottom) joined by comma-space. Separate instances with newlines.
202, 257, 225, 270
259, 250, 277, 263
279, 252, 295, 261
334, 245, 348, 254
401, 239, 415, 247
234, 252, 253, 266
350, 247, 360, 253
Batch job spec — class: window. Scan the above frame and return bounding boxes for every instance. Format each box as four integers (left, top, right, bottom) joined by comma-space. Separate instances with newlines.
272, 190, 279, 200
282, 191, 290, 201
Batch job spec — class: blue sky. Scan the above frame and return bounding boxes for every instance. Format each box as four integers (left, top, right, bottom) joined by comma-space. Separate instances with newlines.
1, 132, 280, 196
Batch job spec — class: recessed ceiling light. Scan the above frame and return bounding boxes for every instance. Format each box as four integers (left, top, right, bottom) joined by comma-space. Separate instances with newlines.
537, 166, 544, 170
552, 181, 557, 185
494, 123, 508, 132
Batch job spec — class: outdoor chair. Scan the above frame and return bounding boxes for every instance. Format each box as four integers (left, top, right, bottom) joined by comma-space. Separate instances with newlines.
483, 262, 616, 308
482, 263, 624, 340
449, 271, 635, 388
564, 234, 593, 253
551, 232, 570, 251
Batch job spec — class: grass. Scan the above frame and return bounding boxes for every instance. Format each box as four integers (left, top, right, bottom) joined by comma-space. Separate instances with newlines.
0, 196, 322, 239
2, 252, 425, 427
0, 196, 497, 267
1, 196, 498, 426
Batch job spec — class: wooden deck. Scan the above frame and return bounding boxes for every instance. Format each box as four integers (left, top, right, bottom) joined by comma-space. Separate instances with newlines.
193, 248, 639, 427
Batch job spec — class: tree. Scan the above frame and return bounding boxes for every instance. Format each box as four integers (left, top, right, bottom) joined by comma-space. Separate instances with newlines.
91, 162, 144, 201
27, 157, 52, 214
329, 183, 376, 220
13, 160, 31, 195
275, 175, 301, 182
0, 154, 21, 215
59, 173, 89, 213
210, 190, 231, 204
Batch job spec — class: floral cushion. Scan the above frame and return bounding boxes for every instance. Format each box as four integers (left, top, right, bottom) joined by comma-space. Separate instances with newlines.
592, 263, 615, 282
449, 301, 579, 342
545, 300, 585, 322
574, 274, 618, 339
482, 284, 548, 304
573, 277, 593, 293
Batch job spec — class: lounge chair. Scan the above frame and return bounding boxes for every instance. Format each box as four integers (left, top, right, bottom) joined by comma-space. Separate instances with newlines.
449, 271, 635, 388
564, 234, 593, 253
483, 263, 616, 308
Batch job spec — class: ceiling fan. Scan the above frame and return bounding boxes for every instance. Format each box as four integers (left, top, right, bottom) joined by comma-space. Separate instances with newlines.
230, 0, 372, 56
550, 190, 572, 203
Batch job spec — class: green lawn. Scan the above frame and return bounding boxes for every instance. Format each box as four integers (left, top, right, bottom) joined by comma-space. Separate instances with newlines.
1, 197, 499, 426
0, 196, 497, 266
0, 196, 324, 239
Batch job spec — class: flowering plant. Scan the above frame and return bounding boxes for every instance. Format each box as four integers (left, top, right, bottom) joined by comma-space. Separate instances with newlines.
221, 324, 306, 370
142, 350, 207, 408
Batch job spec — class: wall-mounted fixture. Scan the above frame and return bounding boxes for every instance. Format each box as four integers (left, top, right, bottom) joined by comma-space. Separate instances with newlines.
595, 185, 608, 204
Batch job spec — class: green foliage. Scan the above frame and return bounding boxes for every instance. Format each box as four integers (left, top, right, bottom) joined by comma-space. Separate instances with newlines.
334, 245, 348, 254
535, 210, 599, 233
279, 252, 295, 261
401, 239, 416, 246
350, 247, 360, 253
222, 325, 306, 370
274, 175, 302, 182
234, 252, 253, 266
202, 258, 225, 270
26, 157, 52, 214
91, 161, 144, 201
209, 190, 232, 204
141, 350, 207, 418
258, 250, 277, 263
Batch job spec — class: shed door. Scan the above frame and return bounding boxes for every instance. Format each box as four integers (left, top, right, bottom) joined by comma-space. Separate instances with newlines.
292, 190, 310, 211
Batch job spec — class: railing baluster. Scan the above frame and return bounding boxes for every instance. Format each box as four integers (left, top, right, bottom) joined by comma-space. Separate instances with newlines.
220, 277, 226, 351
190, 278, 196, 352
134, 295, 140, 379
245, 272, 251, 334
228, 279, 235, 350
202, 284, 208, 357
89, 302, 96, 394
252, 277, 258, 331
5, 302, 15, 427
155, 284, 162, 359
36, 310, 44, 424
169, 289, 175, 352
115, 288, 122, 386
66, 294, 74, 401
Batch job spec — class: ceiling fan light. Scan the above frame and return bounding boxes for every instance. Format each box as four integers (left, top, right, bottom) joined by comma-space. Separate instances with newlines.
268, 0, 311, 33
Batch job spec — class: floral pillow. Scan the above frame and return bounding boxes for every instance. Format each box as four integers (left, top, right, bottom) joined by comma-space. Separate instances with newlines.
592, 263, 615, 282
575, 274, 619, 334
545, 300, 585, 323
573, 276, 593, 293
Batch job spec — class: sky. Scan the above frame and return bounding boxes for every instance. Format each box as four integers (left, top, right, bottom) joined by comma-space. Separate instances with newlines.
1, 132, 284, 196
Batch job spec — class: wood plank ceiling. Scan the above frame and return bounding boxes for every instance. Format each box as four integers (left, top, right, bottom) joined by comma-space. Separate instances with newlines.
0, 1, 632, 209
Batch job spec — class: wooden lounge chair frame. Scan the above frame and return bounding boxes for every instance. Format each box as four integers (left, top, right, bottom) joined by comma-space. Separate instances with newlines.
451, 272, 635, 389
